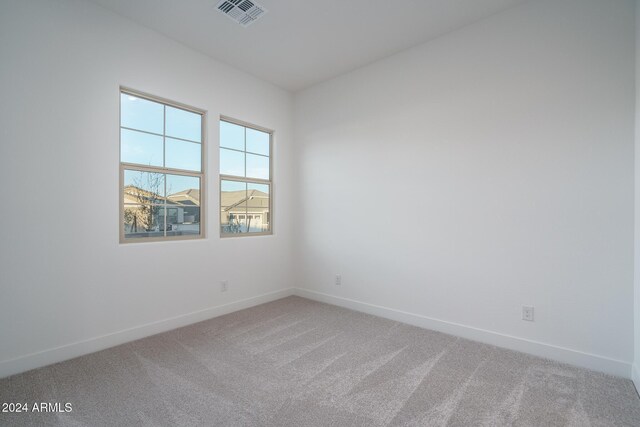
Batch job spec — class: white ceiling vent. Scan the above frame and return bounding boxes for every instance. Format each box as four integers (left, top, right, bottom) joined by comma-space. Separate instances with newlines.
216, 0, 267, 27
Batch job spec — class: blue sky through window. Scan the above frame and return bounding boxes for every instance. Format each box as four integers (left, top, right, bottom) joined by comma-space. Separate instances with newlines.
120, 93, 202, 173
219, 120, 269, 180
124, 170, 199, 197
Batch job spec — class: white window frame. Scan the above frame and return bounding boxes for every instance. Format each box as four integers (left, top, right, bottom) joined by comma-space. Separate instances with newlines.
219, 116, 273, 238
119, 87, 207, 243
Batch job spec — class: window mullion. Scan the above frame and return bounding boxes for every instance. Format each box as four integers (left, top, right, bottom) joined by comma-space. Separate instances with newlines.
163, 105, 167, 237
244, 126, 248, 232
120, 88, 204, 243
219, 118, 271, 237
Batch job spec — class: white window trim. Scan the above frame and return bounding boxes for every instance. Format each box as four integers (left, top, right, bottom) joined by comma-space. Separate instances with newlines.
119, 87, 207, 244
219, 115, 273, 238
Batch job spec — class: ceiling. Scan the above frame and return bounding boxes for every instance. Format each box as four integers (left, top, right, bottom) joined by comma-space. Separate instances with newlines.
88, 0, 527, 91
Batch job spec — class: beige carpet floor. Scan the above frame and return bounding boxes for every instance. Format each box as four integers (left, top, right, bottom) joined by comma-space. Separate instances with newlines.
1, 296, 640, 426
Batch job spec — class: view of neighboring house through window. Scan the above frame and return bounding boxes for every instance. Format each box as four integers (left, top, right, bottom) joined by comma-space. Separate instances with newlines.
220, 118, 272, 236
120, 89, 205, 241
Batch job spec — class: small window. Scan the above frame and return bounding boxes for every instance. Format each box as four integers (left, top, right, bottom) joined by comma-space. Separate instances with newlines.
120, 89, 205, 242
220, 118, 272, 236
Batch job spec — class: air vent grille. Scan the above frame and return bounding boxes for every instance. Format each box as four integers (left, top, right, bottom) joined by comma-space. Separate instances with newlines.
216, 0, 267, 27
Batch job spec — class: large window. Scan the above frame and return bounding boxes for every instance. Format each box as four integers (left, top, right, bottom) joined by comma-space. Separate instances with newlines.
120, 89, 205, 242
220, 118, 272, 236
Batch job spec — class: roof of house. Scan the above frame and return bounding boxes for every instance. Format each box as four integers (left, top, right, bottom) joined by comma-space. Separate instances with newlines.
124, 186, 268, 212
221, 189, 269, 213
167, 188, 200, 206
124, 185, 188, 207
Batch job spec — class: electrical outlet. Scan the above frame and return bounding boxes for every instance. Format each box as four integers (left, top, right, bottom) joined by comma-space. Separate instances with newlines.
522, 306, 534, 322
335, 274, 342, 286
221, 280, 228, 292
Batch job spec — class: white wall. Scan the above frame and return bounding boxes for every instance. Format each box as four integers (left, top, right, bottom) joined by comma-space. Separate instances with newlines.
1, 0, 636, 381
295, 0, 636, 376
0, 0, 295, 377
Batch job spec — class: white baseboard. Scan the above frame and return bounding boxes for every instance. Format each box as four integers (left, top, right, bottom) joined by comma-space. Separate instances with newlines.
633, 364, 640, 391
0, 288, 295, 379
2, 287, 632, 381
294, 288, 632, 379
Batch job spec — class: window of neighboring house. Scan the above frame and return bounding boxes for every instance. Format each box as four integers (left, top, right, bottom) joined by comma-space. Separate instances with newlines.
120, 88, 205, 242
219, 118, 272, 237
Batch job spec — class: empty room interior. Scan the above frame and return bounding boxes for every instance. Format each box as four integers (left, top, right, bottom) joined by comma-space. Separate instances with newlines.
3, 0, 640, 425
